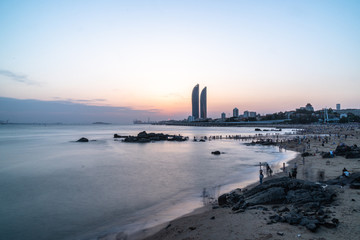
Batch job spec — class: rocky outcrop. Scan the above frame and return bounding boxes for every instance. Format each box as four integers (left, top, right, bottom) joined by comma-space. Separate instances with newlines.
117, 131, 189, 143
245, 139, 277, 146
334, 144, 360, 159
220, 177, 336, 210
218, 177, 341, 232
325, 172, 360, 186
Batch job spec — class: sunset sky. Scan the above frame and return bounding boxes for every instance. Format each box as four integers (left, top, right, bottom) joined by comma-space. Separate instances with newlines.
1, 0, 360, 122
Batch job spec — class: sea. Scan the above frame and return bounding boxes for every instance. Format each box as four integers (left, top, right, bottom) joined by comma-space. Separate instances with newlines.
0, 124, 298, 240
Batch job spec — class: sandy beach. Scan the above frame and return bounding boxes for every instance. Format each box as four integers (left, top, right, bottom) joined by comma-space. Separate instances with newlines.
139, 124, 360, 240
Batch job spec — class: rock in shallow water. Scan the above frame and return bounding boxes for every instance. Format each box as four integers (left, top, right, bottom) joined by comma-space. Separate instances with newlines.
76, 137, 89, 142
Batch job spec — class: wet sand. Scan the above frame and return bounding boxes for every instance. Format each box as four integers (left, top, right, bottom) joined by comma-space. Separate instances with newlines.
140, 124, 360, 240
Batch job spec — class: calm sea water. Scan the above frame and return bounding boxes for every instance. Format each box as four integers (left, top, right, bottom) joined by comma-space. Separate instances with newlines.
0, 124, 297, 240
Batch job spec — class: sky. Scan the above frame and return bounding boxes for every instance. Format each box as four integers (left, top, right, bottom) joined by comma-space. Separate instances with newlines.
1, 0, 360, 123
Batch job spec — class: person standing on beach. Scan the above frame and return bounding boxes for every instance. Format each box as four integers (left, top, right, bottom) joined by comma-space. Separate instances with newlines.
259, 169, 264, 184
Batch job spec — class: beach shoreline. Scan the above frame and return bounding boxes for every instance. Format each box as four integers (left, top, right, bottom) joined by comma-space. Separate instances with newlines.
137, 124, 360, 240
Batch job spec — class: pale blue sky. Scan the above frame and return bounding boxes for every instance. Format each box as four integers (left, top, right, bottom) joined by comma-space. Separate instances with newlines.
1, 0, 360, 122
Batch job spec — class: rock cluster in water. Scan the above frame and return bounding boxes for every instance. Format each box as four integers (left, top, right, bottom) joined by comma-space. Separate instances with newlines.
218, 177, 344, 232
114, 131, 188, 143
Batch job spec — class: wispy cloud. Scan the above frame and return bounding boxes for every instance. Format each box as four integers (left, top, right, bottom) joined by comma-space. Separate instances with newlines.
52, 97, 108, 105
0, 70, 38, 85
0, 97, 163, 124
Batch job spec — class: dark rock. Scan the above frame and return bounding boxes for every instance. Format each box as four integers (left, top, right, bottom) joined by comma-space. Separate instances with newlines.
137, 131, 148, 138
189, 227, 196, 231
331, 218, 339, 224
317, 209, 325, 216
210, 216, 215, 220
211, 151, 221, 155
76, 137, 89, 142
323, 222, 337, 228
301, 152, 311, 157
306, 223, 318, 232
346, 151, 360, 159
122, 132, 188, 143
326, 172, 360, 186
245, 187, 286, 206
218, 193, 228, 206
218, 176, 341, 231
218, 189, 243, 207
269, 214, 281, 222
284, 213, 302, 225
277, 232, 284, 236
350, 183, 360, 189
114, 134, 126, 138
278, 206, 290, 212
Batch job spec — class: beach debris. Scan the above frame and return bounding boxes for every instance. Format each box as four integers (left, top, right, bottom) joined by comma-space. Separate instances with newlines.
76, 137, 89, 142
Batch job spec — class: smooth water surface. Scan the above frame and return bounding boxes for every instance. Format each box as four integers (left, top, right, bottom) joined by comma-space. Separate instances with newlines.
0, 124, 297, 240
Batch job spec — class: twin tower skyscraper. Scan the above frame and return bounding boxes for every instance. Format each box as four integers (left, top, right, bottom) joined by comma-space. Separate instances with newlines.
191, 84, 207, 119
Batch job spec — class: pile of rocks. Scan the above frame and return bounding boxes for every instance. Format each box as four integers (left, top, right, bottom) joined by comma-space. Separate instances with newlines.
334, 144, 360, 159
218, 177, 339, 232
245, 139, 277, 146
114, 131, 188, 143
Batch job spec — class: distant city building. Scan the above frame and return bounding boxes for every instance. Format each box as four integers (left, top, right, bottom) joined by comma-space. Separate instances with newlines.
187, 116, 195, 122
200, 87, 207, 119
221, 112, 226, 121
297, 103, 314, 112
336, 104, 341, 111
233, 108, 239, 118
305, 103, 314, 112
243, 111, 249, 118
249, 111, 256, 118
336, 109, 360, 117
191, 84, 199, 119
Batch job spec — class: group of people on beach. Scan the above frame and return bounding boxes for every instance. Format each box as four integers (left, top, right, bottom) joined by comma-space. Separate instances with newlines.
259, 162, 273, 184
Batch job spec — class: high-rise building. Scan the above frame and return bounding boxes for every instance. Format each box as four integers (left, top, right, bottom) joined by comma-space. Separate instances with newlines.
221, 112, 226, 121
192, 84, 199, 119
336, 104, 341, 111
233, 108, 239, 117
200, 87, 207, 119
243, 111, 249, 118
305, 103, 314, 112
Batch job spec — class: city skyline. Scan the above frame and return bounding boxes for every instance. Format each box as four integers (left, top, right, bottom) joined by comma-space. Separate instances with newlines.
1, 1, 360, 123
